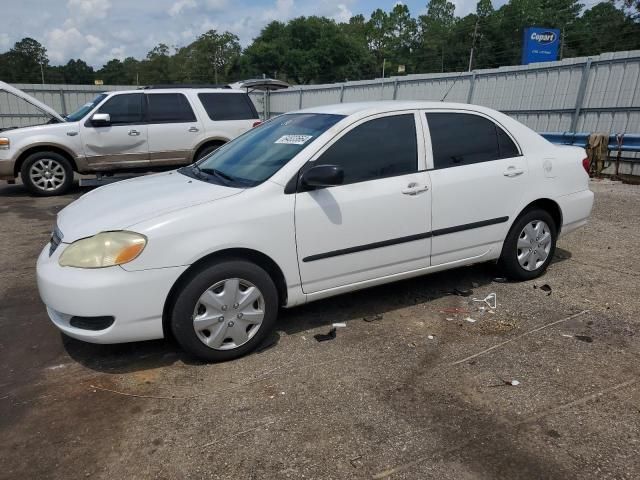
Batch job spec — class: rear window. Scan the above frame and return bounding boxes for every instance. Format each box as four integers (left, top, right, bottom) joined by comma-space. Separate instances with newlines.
147, 93, 196, 123
198, 93, 258, 121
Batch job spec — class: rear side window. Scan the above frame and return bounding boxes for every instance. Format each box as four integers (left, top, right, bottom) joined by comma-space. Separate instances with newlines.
97, 93, 144, 125
198, 93, 258, 121
426, 112, 520, 169
147, 93, 196, 123
317, 114, 418, 185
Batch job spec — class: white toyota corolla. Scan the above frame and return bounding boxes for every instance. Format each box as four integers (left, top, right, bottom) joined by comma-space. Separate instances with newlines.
37, 102, 594, 361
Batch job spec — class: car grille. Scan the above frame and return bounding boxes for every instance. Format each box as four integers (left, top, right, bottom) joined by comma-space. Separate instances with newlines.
49, 225, 63, 256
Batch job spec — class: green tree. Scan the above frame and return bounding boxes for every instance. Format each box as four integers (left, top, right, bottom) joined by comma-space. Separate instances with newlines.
63, 59, 94, 84
1, 37, 48, 83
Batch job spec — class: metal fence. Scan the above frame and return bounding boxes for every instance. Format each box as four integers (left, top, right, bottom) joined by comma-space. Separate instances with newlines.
266, 50, 640, 136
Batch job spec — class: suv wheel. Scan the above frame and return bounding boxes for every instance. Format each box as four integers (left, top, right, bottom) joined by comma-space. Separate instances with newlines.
499, 208, 557, 281
21, 151, 73, 196
170, 259, 279, 362
194, 142, 223, 162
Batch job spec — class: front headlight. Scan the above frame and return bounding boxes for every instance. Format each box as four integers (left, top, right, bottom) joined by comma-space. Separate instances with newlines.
59, 231, 147, 268
0, 137, 9, 150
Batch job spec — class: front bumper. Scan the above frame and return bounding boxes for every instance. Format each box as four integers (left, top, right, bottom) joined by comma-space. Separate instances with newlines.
0, 158, 15, 180
36, 243, 188, 344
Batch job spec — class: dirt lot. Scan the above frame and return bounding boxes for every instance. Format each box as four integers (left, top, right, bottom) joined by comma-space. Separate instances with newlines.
1, 179, 639, 480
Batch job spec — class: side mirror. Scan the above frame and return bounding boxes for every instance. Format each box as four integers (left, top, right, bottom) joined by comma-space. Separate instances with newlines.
301, 164, 344, 189
91, 113, 111, 126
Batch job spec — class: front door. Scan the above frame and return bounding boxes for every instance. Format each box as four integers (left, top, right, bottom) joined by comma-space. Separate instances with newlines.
80, 93, 149, 169
424, 110, 529, 265
295, 112, 432, 294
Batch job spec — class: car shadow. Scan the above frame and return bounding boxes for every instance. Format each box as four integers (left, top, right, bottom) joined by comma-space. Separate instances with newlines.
0, 180, 86, 197
63, 249, 571, 374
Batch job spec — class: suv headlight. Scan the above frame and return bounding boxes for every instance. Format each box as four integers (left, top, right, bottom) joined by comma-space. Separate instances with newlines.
0, 137, 9, 150
59, 231, 147, 268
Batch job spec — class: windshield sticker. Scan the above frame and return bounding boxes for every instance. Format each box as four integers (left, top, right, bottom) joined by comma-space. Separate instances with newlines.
275, 134, 313, 145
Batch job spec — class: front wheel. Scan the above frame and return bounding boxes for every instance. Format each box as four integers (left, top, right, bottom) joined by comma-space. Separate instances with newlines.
21, 151, 73, 196
170, 259, 279, 362
499, 209, 557, 281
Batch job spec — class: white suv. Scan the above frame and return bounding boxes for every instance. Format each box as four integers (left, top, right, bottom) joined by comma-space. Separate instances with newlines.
0, 82, 260, 196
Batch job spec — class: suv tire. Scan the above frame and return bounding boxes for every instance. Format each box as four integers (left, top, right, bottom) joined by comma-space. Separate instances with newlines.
170, 259, 279, 362
499, 208, 557, 281
194, 142, 223, 162
21, 151, 74, 196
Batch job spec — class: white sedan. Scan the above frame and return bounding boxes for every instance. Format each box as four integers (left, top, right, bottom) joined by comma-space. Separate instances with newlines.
37, 101, 594, 361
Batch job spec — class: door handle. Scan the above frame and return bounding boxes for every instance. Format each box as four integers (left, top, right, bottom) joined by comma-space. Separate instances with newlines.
503, 167, 524, 177
402, 183, 429, 195
128, 129, 141, 136
188, 126, 200, 132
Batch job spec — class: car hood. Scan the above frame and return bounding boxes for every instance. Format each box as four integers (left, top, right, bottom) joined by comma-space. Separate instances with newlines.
57, 171, 242, 242
0, 81, 65, 123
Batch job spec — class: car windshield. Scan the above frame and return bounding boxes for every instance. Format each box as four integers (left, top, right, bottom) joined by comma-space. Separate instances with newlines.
65, 93, 107, 122
185, 113, 345, 187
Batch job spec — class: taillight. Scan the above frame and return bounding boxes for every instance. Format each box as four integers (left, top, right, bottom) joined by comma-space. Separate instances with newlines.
252, 121, 262, 128
582, 157, 590, 174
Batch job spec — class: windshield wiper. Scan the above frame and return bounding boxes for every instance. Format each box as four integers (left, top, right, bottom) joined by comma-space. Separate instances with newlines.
200, 167, 235, 185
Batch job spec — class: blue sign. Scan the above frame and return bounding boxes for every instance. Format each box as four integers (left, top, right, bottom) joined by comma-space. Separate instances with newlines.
522, 27, 561, 65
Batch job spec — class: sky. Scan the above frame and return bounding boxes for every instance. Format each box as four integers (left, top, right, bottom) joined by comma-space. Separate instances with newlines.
1, 0, 510, 68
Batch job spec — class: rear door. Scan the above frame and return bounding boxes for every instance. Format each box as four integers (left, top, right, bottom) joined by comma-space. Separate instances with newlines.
146, 92, 203, 166
197, 92, 259, 140
424, 110, 528, 265
295, 112, 432, 294
80, 93, 149, 169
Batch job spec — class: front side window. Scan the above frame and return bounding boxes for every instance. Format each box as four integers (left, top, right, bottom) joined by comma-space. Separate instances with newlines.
65, 93, 107, 122
426, 112, 520, 169
187, 113, 344, 187
316, 114, 418, 185
96, 93, 144, 125
198, 93, 259, 121
147, 93, 196, 123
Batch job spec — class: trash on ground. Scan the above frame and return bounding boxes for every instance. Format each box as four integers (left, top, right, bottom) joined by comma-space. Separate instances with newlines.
314, 327, 337, 342
493, 277, 508, 283
562, 334, 573, 338
427, 335, 435, 340
464, 317, 477, 323
510, 379, 521, 386
363, 313, 383, 322
440, 307, 470, 314
472, 282, 479, 288
473, 292, 497, 310
574, 335, 593, 343
535, 284, 552, 295
453, 287, 473, 297
332, 322, 347, 328
446, 317, 455, 321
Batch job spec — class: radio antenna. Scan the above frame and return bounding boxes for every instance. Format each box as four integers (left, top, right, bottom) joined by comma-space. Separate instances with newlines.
440, 70, 467, 102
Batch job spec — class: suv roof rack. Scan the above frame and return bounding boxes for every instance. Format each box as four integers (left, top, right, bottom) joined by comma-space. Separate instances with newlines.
140, 84, 232, 90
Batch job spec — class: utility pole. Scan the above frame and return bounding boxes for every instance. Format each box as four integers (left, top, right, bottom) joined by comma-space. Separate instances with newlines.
382, 58, 386, 78
560, 26, 565, 60
468, 17, 479, 72
40, 62, 45, 84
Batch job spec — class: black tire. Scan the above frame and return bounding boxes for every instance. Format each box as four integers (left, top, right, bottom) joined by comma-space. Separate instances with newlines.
194, 142, 223, 162
170, 259, 279, 362
499, 208, 557, 281
20, 151, 74, 196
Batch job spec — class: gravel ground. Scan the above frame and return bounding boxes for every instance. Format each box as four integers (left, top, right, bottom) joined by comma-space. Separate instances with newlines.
1, 178, 639, 480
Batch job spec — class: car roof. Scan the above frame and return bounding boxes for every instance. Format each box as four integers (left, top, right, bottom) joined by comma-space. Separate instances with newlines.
295, 101, 495, 117
105, 88, 247, 95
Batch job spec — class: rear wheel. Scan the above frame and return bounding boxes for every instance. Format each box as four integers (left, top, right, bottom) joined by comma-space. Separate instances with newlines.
194, 142, 223, 162
170, 259, 278, 362
21, 151, 73, 196
499, 208, 557, 281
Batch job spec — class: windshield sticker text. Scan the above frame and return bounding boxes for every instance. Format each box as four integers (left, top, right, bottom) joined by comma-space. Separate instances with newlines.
275, 134, 313, 145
